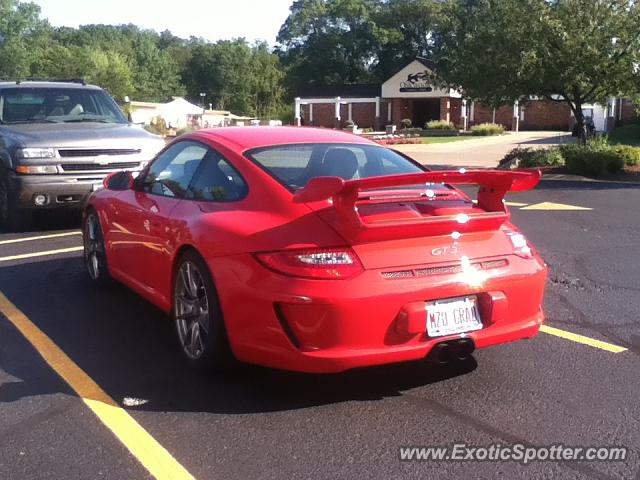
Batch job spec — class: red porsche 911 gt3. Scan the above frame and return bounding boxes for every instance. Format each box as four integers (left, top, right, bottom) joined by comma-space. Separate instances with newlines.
83, 127, 547, 372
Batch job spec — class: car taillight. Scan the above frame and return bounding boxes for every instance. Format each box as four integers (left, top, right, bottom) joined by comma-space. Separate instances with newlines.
254, 248, 364, 279
507, 232, 534, 259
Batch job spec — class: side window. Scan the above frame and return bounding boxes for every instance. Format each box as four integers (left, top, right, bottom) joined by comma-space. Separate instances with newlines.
189, 152, 247, 202
144, 141, 208, 198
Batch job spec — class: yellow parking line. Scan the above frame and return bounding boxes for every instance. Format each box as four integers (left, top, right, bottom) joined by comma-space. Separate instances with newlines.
0, 231, 81, 245
540, 325, 627, 353
521, 202, 592, 211
0, 246, 84, 262
0, 292, 195, 480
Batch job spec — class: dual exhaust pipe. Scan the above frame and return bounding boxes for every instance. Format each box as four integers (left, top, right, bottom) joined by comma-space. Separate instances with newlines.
427, 338, 476, 365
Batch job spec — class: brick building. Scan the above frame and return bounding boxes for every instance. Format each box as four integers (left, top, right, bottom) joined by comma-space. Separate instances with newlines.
295, 58, 637, 132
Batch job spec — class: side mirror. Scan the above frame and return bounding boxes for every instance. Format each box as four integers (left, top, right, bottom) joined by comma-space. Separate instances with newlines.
103, 170, 134, 191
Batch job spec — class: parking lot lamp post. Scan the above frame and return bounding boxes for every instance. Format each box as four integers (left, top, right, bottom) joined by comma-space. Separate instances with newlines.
294, 97, 302, 126
461, 99, 468, 131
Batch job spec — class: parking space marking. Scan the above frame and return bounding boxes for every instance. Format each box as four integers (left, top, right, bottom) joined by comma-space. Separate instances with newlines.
0, 247, 83, 263
521, 202, 592, 211
0, 292, 196, 480
540, 324, 627, 353
0, 231, 81, 245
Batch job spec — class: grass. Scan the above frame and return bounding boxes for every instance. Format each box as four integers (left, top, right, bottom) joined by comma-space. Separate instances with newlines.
419, 136, 475, 144
609, 124, 640, 146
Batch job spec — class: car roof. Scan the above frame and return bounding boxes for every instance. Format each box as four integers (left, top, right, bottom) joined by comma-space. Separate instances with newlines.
193, 126, 377, 151
0, 81, 102, 90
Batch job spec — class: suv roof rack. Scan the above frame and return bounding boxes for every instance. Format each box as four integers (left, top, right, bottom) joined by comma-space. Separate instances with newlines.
0, 78, 87, 85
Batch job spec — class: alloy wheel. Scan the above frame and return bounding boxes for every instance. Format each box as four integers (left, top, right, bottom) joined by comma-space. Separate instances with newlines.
174, 261, 210, 360
83, 214, 102, 280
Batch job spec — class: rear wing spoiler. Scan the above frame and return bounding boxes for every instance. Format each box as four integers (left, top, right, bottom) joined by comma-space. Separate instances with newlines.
293, 169, 541, 242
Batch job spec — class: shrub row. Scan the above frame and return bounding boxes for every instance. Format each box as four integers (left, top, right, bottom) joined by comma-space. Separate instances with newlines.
470, 123, 505, 136
500, 147, 564, 169
559, 144, 624, 176
499, 140, 640, 176
612, 145, 640, 166
425, 120, 456, 131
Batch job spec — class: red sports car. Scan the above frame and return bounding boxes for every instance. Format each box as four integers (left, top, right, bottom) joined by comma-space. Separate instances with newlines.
83, 127, 547, 372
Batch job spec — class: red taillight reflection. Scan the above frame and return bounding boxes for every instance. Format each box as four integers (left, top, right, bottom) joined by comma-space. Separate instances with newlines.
255, 248, 364, 279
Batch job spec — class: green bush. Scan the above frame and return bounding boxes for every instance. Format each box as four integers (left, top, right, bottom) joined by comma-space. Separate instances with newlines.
403, 127, 423, 135
470, 122, 505, 136
425, 120, 456, 130
560, 142, 624, 176
500, 147, 564, 168
143, 115, 167, 136
609, 123, 640, 146
400, 118, 412, 129
612, 145, 640, 166
175, 126, 196, 137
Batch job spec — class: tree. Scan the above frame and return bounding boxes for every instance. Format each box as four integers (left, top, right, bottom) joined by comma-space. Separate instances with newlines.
83, 48, 135, 101
372, 0, 441, 80
435, 0, 640, 143
276, 0, 383, 90
249, 42, 285, 119
0, 0, 49, 78
181, 39, 286, 117
129, 34, 185, 101
51, 24, 184, 102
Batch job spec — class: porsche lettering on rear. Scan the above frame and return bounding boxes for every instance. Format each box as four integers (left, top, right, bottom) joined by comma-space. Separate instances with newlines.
431, 246, 458, 256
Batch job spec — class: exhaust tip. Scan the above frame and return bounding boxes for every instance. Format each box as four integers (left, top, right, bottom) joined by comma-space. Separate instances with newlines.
454, 338, 476, 360
427, 338, 476, 365
427, 342, 453, 365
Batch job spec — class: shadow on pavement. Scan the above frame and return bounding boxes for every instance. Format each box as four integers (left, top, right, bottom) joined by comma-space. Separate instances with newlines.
0, 257, 477, 415
518, 134, 573, 146
0, 210, 82, 235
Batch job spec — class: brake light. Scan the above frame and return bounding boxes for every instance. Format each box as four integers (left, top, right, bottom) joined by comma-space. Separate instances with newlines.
507, 232, 534, 259
255, 248, 364, 279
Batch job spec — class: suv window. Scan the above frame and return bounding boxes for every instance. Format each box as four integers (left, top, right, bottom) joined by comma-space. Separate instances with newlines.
188, 152, 247, 202
0, 87, 127, 124
144, 141, 209, 198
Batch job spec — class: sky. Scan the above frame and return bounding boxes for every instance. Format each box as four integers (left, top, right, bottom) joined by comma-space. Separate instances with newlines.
31, 0, 294, 45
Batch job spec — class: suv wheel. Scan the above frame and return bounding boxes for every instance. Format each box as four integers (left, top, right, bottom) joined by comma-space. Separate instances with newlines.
0, 177, 32, 232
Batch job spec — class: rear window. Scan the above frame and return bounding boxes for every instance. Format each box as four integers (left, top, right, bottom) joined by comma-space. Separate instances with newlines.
245, 143, 424, 190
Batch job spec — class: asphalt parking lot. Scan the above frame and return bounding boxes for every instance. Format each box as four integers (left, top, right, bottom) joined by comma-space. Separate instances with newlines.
1, 179, 639, 480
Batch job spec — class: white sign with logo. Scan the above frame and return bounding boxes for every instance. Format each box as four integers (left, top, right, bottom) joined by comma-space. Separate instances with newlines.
381, 60, 462, 99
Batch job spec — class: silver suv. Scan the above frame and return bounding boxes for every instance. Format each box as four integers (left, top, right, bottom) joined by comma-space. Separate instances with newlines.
0, 80, 165, 230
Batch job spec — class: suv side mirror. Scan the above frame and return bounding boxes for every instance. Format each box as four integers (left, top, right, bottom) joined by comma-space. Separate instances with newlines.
103, 170, 134, 191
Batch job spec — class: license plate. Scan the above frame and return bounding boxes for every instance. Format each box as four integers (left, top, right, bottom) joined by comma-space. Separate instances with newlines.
426, 296, 483, 338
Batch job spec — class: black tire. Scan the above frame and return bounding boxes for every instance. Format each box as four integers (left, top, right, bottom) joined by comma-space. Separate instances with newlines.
172, 250, 235, 370
0, 176, 33, 232
82, 209, 113, 287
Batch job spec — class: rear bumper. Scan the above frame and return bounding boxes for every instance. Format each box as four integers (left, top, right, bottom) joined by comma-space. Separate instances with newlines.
210, 253, 548, 373
288, 311, 543, 372
7, 172, 102, 209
